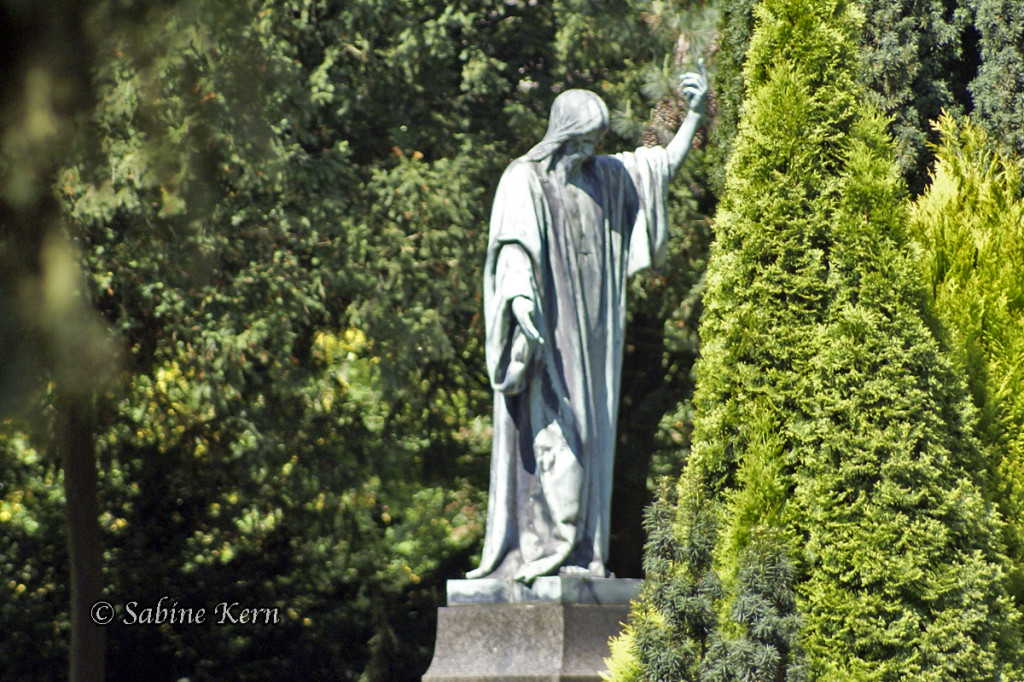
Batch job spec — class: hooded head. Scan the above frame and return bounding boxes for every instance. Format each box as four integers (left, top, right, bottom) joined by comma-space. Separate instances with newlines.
524, 90, 609, 168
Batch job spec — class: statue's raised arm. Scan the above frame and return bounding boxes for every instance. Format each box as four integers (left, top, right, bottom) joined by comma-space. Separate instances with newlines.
667, 59, 709, 176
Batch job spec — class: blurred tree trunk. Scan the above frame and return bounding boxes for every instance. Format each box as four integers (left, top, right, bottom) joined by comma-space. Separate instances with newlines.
1, 3, 110, 680
58, 396, 105, 682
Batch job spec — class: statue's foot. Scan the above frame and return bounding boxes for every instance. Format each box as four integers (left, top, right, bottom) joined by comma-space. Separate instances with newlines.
559, 564, 614, 578
558, 565, 591, 577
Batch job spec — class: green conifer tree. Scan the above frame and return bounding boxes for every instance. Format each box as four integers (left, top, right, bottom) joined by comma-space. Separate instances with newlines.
701, 539, 806, 682
909, 114, 1024, 605
705, 0, 757, 195
610, 0, 1022, 677
636, 487, 722, 680
607, 482, 723, 682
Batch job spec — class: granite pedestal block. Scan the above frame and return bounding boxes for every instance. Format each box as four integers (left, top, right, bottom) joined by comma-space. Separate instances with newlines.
422, 577, 641, 682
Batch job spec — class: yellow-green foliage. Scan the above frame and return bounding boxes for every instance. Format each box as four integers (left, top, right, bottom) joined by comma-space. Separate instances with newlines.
910, 114, 1024, 602
604, 624, 643, 682
617, 0, 1023, 678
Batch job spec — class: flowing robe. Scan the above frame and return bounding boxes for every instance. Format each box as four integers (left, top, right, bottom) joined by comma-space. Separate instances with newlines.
469, 146, 671, 582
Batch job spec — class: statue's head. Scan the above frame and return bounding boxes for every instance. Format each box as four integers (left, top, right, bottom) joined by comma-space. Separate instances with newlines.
525, 90, 609, 168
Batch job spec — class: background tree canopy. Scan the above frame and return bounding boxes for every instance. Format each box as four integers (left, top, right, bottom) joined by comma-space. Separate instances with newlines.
1, 0, 717, 679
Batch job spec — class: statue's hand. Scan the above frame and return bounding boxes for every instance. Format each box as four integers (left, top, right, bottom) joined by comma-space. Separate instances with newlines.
511, 296, 543, 347
679, 58, 709, 117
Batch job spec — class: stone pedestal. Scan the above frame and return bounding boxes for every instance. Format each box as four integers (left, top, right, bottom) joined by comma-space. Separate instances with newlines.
422, 577, 640, 682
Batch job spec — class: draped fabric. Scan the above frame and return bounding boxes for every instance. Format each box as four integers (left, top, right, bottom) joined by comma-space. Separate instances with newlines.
468, 144, 671, 583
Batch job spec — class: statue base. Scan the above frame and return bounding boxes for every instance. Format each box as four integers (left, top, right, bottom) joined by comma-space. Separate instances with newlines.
422, 578, 640, 682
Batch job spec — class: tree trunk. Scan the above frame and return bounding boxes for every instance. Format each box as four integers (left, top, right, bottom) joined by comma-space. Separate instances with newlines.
59, 397, 105, 682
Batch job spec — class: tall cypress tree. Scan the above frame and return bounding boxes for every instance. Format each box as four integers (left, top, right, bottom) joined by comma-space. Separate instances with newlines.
610, 0, 1022, 677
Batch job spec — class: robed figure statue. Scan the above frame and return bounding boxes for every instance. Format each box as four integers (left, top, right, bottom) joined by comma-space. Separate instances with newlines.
469, 66, 709, 583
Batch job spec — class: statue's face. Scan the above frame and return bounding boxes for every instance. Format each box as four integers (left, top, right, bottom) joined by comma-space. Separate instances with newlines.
562, 128, 604, 170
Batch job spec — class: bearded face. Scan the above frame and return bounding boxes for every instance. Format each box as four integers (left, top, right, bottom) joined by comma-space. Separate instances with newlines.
558, 128, 604, 174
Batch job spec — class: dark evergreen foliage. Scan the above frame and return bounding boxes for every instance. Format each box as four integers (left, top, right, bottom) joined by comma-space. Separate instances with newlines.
967, 0, 1024, 158
705, 0, 757, 195
631, 485, 722, 681
702, 540, 806, 682
857, 0, 973, 193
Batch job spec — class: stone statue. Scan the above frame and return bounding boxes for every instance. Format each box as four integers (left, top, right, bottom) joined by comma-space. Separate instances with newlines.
468, 65, 709, 583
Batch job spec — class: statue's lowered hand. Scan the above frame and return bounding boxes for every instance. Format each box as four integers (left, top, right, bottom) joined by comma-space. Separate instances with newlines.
511, 296, 543, 347
499, 297, 542, 394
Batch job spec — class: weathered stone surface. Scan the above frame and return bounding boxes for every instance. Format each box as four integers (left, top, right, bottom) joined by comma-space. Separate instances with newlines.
447, 576, 641, 605
422, 578, 640, 682
422, 603, 630, 682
